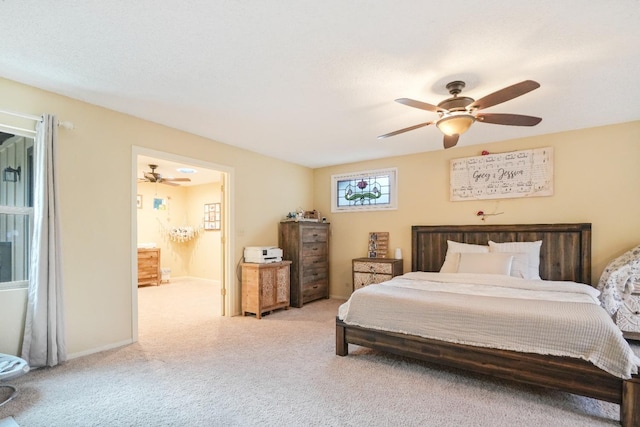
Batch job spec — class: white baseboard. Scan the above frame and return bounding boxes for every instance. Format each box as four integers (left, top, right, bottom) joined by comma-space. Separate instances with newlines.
67, 339, 133, 360
164, 276, 220, 285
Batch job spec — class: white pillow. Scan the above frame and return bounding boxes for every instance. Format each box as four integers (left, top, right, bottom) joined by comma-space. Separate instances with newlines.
457, 253, 514, 275
440, 240, 489, 273
488, 240, 542, 280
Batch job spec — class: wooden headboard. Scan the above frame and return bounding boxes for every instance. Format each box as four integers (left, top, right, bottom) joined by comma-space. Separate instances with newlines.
411, 223, 592, 284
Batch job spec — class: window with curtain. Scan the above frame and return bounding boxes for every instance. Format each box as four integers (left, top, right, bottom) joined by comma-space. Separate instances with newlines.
0, 130, 34, 290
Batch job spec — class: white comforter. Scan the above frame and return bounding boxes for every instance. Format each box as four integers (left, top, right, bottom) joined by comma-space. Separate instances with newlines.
338, 272, 640, 379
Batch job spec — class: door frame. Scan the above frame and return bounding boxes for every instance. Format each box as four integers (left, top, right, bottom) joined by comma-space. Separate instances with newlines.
130, 146, 235, 341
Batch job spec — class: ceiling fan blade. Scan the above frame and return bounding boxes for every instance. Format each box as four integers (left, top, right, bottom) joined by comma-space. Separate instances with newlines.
443, 134, 459, 149
395, 98, 446, 113
476, 113, 542, 126
164, 178, 191, 182
469, 80, 540, 111
377, 121, 434, 139
143, 172, 156, 181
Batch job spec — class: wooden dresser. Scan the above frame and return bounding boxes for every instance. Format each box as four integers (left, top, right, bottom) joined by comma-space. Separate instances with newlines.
352, 257, 403, 291
241, 261, 292, 319
278, 221, 330, 307
137, 248, 160, 286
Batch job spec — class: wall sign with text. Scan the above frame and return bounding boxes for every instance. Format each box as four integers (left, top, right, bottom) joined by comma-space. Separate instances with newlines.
450, 147, 553, 201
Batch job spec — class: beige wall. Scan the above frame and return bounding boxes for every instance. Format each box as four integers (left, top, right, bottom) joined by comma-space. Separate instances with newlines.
186, 183, 223, 280
314, 121, 640, 300
1, 73, 638, 358
0, 77, 314, 356
136, 181, 221, 280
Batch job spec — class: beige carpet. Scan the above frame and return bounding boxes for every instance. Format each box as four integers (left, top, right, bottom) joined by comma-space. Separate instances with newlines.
0, 279, 624, 426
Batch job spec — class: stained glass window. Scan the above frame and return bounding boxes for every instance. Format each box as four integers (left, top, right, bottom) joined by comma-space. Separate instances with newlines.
331, 168, 397, 212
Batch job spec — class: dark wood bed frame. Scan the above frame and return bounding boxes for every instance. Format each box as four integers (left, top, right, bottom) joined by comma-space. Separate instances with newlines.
336, 223, 640, 426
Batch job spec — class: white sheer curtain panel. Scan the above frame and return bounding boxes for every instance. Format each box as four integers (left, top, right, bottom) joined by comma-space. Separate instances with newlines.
21, 114, 66, 367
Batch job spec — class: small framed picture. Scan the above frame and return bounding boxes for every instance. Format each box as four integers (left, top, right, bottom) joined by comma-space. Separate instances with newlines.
137, 194, 143, 209
204, 203, 221, 230
153, 198, 167, 210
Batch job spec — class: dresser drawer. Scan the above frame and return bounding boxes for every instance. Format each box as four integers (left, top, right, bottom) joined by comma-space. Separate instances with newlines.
301, 227, 328, 243
302, 266, 328, 283
301, 255, 327, 270
302, 242, 328, 258
138, 251, 159, 261
302, 279, 328, 302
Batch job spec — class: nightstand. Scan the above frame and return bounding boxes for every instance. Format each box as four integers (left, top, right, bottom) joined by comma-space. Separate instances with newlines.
352, 258, 403, 291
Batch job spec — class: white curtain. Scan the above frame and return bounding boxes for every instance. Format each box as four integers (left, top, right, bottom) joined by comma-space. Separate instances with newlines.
21, 114, 66, 367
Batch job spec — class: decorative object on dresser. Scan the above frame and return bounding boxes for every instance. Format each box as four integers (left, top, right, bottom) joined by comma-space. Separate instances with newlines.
137, 248, 160, 286
241, 261, 292, 319
278, 221, 330, 308
352, 258, 403, 291
367, 232, 389, 258
597, 243, 640, 340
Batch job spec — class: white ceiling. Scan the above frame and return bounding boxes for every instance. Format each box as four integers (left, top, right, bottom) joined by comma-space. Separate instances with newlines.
2, 1, 639, 169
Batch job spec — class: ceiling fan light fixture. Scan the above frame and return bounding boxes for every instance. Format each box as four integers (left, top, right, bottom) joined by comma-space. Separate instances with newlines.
436, 113, 475, 136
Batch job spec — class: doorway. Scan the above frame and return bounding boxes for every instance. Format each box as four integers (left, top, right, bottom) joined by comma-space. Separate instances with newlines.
131, 146, 234, 341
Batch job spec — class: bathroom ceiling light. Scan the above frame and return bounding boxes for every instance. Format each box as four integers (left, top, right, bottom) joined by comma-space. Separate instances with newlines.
177, 167, 197, 174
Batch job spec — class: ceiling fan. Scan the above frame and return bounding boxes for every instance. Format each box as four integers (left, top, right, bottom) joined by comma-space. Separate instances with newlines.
378, 80, 542, 149
139, 164, 191, 186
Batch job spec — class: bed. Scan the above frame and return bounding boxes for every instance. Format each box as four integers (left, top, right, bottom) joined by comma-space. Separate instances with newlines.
336, 223, 640, 426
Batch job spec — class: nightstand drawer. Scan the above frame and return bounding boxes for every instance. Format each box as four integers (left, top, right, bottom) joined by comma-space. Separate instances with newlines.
353, 260, 393, 274
354, 272, 393, 290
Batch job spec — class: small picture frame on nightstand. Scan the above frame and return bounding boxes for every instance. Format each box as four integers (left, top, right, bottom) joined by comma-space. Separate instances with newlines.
368, 232, 389, 258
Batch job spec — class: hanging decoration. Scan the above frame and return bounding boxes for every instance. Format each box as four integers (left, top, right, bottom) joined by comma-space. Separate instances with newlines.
157, 220, 204, 242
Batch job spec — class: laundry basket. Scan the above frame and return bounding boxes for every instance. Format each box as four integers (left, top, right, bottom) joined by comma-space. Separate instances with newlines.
161, 268, 171, 283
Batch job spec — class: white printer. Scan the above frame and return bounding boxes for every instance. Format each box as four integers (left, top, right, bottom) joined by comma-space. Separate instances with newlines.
244, 246, 283, 263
